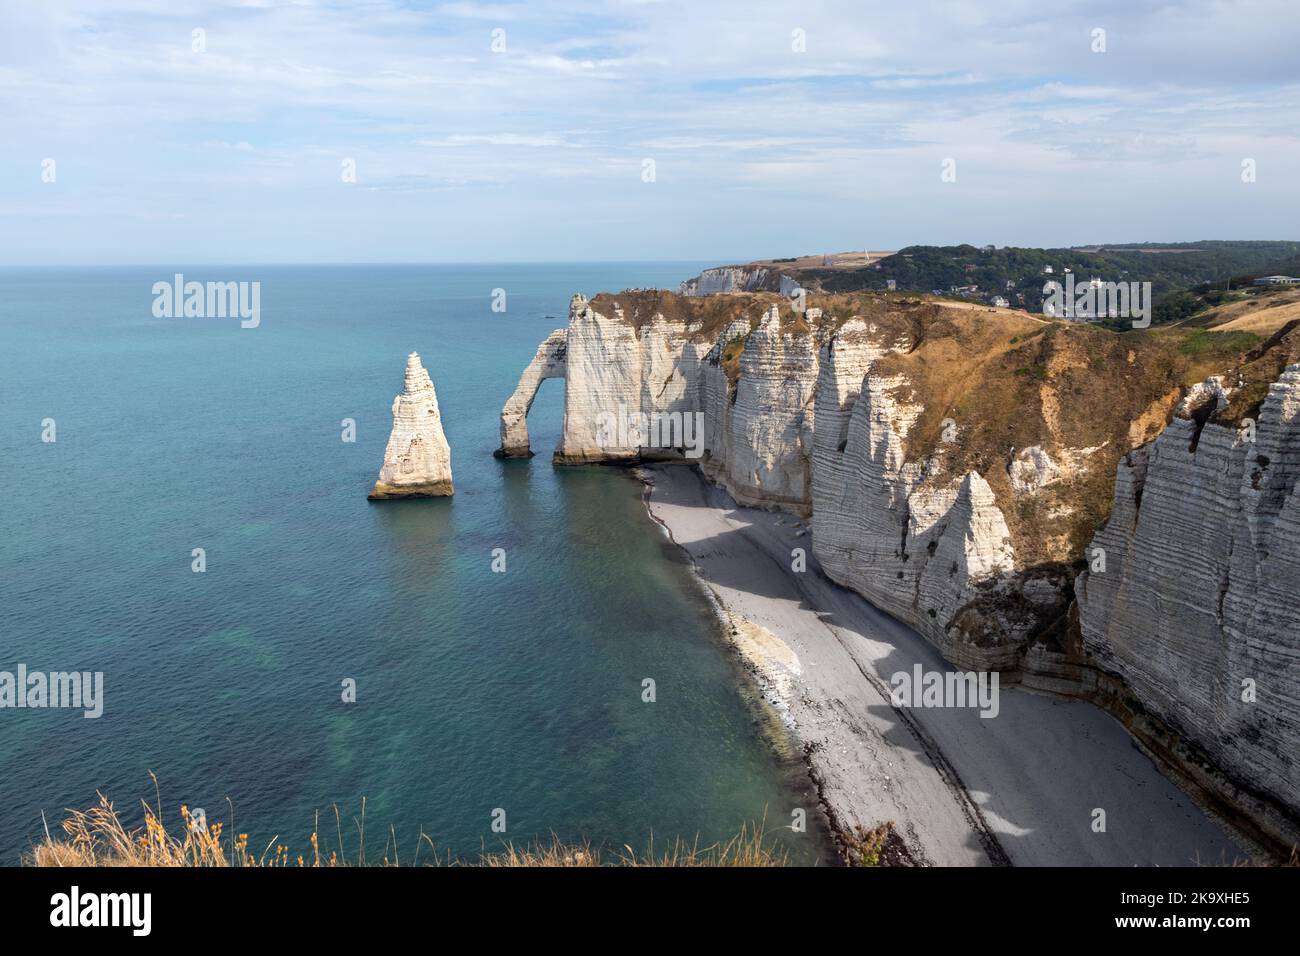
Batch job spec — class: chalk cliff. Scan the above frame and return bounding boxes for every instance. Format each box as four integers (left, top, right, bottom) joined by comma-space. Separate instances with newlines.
502, 290, 1300, 851
680, 264, 800, 297
1075, 364, 1300, 851
369, 352, 454, 499
700, 305, 820, 511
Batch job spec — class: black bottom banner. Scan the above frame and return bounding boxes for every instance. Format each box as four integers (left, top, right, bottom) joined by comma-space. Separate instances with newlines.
0, 864, 1289, 941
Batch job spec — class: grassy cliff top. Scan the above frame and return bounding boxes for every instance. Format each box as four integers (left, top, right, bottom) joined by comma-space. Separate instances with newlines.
587, 288, 1299, 567
864, 306, 1299, 565
586, 288, 1031, 342
587, 289, 786, 341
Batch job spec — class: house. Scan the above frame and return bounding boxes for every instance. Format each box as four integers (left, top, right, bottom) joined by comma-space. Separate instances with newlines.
1043, 265, 1054, 274
886, 279, 897, 291
1252, 275, 1300, 286
1005, 279, 1016, 290
991, 296, 1009, 308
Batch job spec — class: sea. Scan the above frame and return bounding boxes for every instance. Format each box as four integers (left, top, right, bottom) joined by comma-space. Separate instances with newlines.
0, 263, 830, 865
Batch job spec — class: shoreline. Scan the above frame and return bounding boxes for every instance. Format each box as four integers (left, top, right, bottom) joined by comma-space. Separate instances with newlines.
639, 462, 1248, 866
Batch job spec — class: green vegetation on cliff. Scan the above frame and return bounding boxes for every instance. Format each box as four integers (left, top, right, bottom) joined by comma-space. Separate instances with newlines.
782, 241, 1300, 324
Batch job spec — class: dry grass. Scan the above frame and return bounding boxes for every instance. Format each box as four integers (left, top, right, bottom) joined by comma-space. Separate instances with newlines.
477, 825, 785, 868
587, 289, 783, 341
1187, 288, 1300, 335
621, 285, 1300, 570
26, 777, 788, 868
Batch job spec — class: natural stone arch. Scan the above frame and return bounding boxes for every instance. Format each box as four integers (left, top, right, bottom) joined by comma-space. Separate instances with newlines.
496, 328, 567, 458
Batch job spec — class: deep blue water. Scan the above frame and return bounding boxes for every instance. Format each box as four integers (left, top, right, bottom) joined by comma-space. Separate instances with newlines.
0, 264, 828, 865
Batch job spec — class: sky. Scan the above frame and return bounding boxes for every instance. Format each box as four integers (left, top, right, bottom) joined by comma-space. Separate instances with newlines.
2, 0, 1299, 264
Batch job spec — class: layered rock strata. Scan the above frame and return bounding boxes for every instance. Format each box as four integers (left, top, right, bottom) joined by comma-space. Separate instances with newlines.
1075, 366, 1300, 851
698, 306, 819, 511
501, 290, 1300, 852
369, 352, 454, 499
680, 264, 799, 297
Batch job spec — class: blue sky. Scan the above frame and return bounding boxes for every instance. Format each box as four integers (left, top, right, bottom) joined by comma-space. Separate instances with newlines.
2, 0, 1299, 264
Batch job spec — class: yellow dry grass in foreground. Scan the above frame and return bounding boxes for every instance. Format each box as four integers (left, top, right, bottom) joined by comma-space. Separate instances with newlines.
27, 780, 789, 868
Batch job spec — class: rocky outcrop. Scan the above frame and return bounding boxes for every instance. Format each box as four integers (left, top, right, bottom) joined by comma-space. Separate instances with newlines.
556, 294, 662, 463
500, 292, 815, 486
680, 264, 798, 297
369, 352, 454, 499
1075, 366, 1300, 851
497, 328, 566, 458
1008, 445, 1062, 492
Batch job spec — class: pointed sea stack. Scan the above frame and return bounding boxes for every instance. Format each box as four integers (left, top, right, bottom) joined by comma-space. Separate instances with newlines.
368, 352, 454, 499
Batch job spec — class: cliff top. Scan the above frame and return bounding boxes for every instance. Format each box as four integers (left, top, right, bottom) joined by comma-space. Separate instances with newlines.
584, 287, 1300, 567
587, 289, 787, 341
872, 310, 1300, 565
586, 288, 1032, 342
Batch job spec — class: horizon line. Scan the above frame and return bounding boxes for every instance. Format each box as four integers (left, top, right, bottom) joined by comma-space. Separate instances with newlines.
0, 258, 718, 269
4, 239, 1298, 270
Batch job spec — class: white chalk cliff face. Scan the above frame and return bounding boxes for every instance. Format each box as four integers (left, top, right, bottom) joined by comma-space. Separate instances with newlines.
504, 295, 1021, 625
506, 294, 822, 503
369, 352, 453, 499
503, 293, 1300, 850
808, 329, 1018, 667
701, 306, 819, 512
1076, 365, 1300, 850
557, 294, 656, 462
681, 265, 786, 296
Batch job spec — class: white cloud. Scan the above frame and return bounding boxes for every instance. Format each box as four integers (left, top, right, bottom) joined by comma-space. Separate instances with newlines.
1, 0, 1298, 262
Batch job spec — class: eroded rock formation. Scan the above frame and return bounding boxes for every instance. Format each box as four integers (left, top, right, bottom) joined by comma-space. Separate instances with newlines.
369, 352, 453, 499
1075, 366, 1300, 851
497, 328, 566, 458
501, 289, 1300, 851
701, 305, 819, 511
680, 264, 799, 297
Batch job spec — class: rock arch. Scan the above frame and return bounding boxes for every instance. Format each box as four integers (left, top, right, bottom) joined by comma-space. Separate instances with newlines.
495, 328, 567, 458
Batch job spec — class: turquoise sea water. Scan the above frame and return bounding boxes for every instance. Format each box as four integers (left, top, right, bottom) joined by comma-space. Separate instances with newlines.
0, 264, 828, 865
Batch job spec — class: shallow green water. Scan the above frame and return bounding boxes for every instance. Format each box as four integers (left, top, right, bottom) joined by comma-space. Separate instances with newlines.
0, 263, 830, 864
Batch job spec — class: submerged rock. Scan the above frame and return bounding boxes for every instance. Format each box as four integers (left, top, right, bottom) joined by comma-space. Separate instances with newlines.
368, 352, 454, 499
